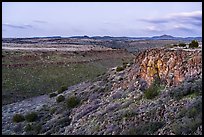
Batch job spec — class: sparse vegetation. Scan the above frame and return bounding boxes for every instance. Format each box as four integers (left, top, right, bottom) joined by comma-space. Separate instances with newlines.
2, 49, 133, 105
56, 95, 65, 103
66, 96, 80, 108
178, 43, 186, 47
13, 113, 25, 123
125, 122, 165, 135
24, 123, 42, 134
49, 92, 58, 98
189, 40, 199, 48
57, 85, 67, 94
49, 107, 57, 114
170, 82, 201, 100
116, 66, 125, 72
24, 124, 32, 132
25, 112, 38, 122
144, 76, 164, 99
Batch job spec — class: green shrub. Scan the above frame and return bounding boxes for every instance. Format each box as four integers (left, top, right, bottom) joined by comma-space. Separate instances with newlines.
24, 123, 42, 134
24, 124, 32, 132
49, 92, 58, 98
144, 76, 163, 99
187, 107, 197, 118
57, 85, 67, 94
56, 95, 65, 103
171, 122, 183, 135
189, 40, 198, 48
25, 112, 38, 122
13, 113, 25, 123
119, 77, 123, 81
123, 62, 128, 68
144, 87, 159, 99
178, 43, 186, 47
50, 107, 57, 114
66, 96, 80, 108
126, 122, 165, 135
116, 66, 125, 72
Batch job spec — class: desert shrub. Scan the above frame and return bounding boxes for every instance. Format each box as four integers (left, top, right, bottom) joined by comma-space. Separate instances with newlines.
170, 82, 201, 100
124, 110, 136, 118
49, 107, 57, 114
189, 40, 198, 48
187, 107, 197, 118
144, 77, 163, 99
119, 77, 123, 81
24, 123, 42, 134
178, 43, 186, 47
49, 92, 58, 98
24, 124, 32, 132
171, 122, 183, 135
25, 112, 38, 122
57, 85, 67, 94
56, 95, 65, 103
126, 122, 165, 135
116, 66, 125, 72
172, 116, 202, 135
66, 96, 80, 108
123, 62, 128, 68
57, 117, 72, 127
13, 113, 25, 123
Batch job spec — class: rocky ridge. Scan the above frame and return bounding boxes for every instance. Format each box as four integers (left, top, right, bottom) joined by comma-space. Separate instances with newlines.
2, 47, 202, 135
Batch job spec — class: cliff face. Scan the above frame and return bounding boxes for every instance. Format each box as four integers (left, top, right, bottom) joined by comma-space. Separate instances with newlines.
112, 48, 202, 91
2, 48, 202, 135
136, 48, 201, 86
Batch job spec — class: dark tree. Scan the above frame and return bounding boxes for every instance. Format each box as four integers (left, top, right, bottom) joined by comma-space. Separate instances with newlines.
189, 40, 199, 48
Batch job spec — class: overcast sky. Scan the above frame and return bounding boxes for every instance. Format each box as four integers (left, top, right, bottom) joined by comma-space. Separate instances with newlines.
2, 2, 202, 38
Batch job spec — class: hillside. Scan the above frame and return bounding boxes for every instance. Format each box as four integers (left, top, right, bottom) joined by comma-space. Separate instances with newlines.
2, 47, 202, 135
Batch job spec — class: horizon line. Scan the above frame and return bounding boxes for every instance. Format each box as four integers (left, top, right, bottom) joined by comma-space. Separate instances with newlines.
2, 34, 202, 39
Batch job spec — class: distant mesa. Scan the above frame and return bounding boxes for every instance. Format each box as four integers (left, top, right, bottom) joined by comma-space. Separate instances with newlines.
151, 34, 175, 40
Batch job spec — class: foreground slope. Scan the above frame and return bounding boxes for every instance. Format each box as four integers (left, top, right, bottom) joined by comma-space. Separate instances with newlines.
2, 47, 202, 135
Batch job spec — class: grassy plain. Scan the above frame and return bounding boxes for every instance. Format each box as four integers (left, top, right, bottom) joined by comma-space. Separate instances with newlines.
2, 50, 134, 105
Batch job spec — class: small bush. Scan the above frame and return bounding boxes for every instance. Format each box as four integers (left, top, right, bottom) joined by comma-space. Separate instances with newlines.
13, 113, 25, 123
123, 62, 128, 68
189, 40, 199, 48
24, 124, 32, 132
144, 86, 159, 99
178, 43, 186, 47
56, 95, 65, 103
25, 112, 38, 122
57, 85, 67, 94
187, 107, 197, 118
49, 92, 58, 98
144, 76, 163, 99
24, 123, 42, 134
125, 122, 165, 135
66, 96, 80, 108
119, 77, 123, 81
116, 66, 125, 72
50, 107, 57, 114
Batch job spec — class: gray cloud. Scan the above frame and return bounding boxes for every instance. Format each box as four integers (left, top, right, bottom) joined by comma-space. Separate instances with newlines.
173, 26, 193, 33
3, 23, 33, 29
33, 20, 48, 24
139, 18, 168, 24
140, 11, 202, 27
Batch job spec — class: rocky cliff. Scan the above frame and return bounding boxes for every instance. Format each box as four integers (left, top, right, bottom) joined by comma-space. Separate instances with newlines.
2, 47, 202, 135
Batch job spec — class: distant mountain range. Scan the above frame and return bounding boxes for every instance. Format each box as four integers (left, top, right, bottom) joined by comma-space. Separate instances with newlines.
69, 34, 202, 41
4, 35, 201, 41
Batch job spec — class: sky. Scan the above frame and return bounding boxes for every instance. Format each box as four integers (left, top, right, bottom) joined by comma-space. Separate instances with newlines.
2, 2, 202, 38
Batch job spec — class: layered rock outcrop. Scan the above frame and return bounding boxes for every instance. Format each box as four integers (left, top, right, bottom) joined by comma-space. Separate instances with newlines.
126, 48, 202, 88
